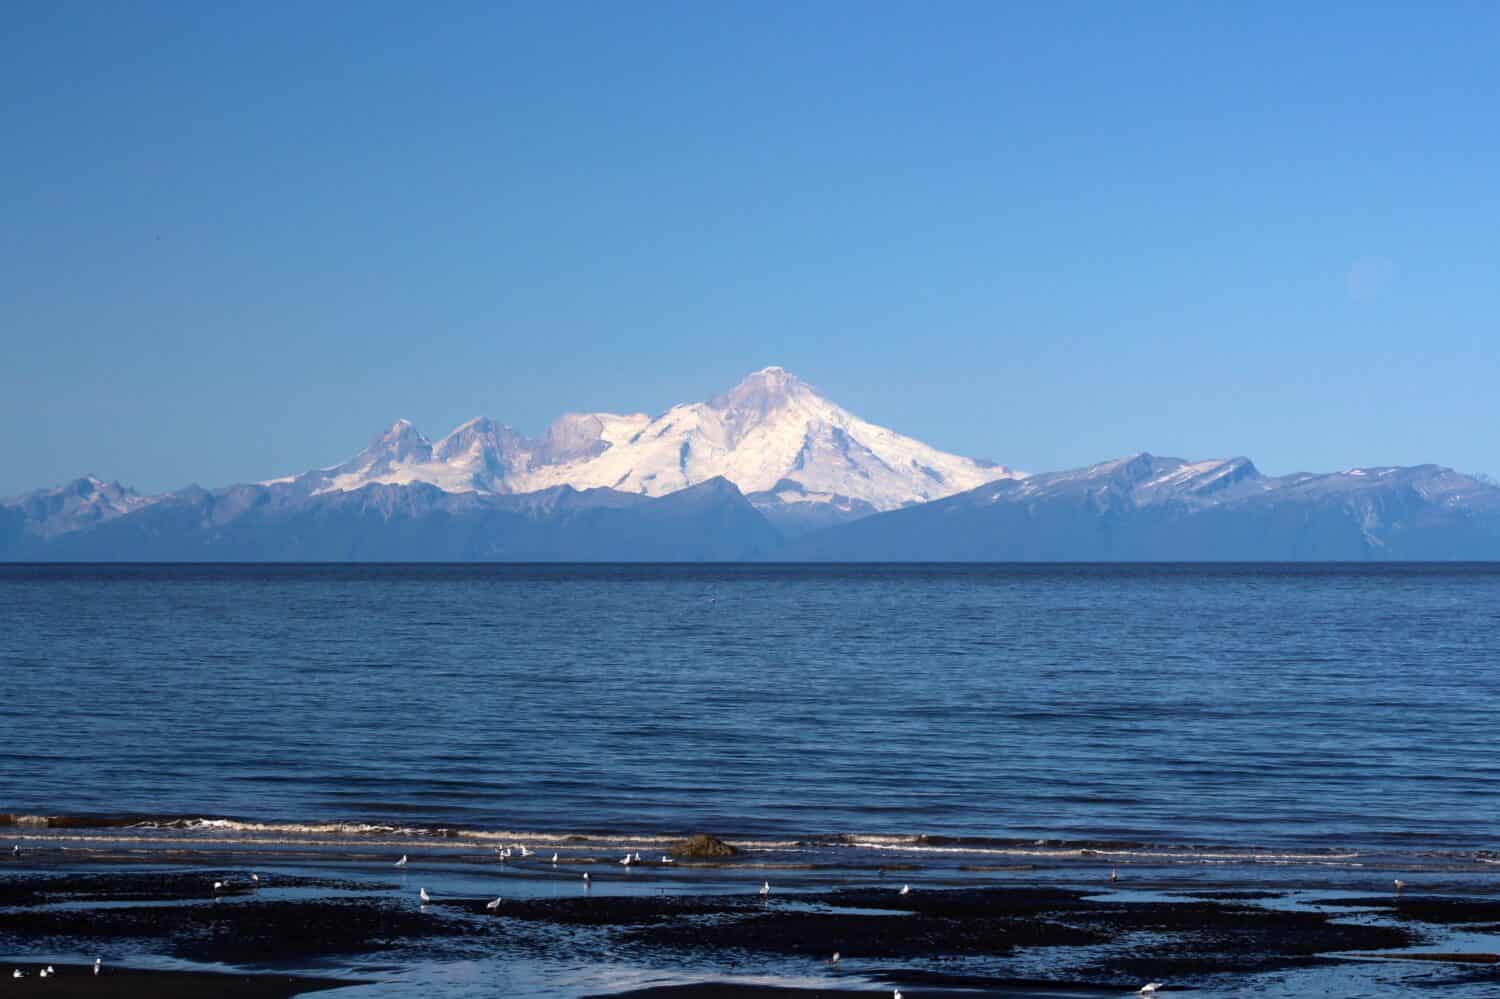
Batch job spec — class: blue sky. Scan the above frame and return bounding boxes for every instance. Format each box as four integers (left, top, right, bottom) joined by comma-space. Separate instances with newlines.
3, 1, 1498, 496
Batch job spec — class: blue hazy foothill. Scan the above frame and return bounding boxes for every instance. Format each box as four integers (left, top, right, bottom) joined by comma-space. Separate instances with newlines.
5, 455, 1500, 562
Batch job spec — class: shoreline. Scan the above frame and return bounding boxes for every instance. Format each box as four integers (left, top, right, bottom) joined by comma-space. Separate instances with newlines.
5, 853, 1500, 998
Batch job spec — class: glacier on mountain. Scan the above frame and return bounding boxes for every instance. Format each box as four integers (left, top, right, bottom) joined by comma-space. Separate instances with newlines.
285, 367, 1023, 526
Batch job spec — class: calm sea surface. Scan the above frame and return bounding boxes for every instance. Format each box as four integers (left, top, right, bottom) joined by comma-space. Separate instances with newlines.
4, 563, 1499, 854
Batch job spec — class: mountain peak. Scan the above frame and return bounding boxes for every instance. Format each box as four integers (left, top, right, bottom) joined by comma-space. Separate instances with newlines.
433, 416, 525, 466
448, 416, 494, 434
712, 366, 814, 420
380, 418, 422, 438
361, 418, 432, 466
59, 475, 137, 500
737, 365, 803, 392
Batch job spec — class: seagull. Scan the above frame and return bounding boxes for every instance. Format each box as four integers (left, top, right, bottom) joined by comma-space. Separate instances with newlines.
634, 851, 642, 862
662, 855, 675, 864
894, 991, 902, 999
45, 966, 53, 975
621, 853, 633, 866
395, 855, 408, 868
1111, 868, 1119, 883
10, 844, 17, 856
899, 883, 910, 895
39, 968, 50, 978
1139, 984, 1163, 995
828, 951, 840, 966
419, 887, 431, 904
486, 896, 502, 911
1394, 879, 1407, 893
582, 872, 590, 881
519, 845, 532, 857
213, 880, 225, 892
12, 970, 22, 979
759, 881, 770, 896
551, 852, 559, 864
94, 957, 102, 976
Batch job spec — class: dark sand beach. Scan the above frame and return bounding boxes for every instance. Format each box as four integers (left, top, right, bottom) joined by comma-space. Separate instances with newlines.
7, 849, 1500, 997
1, 964, 360, 997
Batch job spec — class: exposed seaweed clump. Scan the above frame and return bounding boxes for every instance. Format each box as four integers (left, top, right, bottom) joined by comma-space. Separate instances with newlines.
670, 834, 739, 858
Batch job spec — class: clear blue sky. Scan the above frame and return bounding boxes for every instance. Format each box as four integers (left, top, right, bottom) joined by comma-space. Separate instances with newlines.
4, 1, 1498, 496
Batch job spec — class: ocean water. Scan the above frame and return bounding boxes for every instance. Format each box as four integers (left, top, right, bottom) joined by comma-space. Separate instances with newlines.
5, 563, 1500, 998
3, 562, 1499, 852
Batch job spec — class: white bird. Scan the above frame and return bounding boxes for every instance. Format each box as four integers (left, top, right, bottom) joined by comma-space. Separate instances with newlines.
395, 855, 408, 868
551, 852, 559, 864
582, 872, 590, 881
899, 883, 910, 895
894, 991, 902, 999
1111, 868, 1119, 883
486, 896, 502, 911
621, 853, 633, 865
12, 970, 22, 979
759, 881, 770, 895
1394, 879, 1407, 893
634, 851, 642, 862
251, 873, 259, 884
1139, 984, 1163, 995
39, 968, 50, 978
213, 880, 225, 892
519, 845, 532, 857
662, 855, 675, 864
10, 844, 18, 856
828, 951, 840, 966
419, 887, 431, 904
45, 966, 53, 975
94, 957, 102, 976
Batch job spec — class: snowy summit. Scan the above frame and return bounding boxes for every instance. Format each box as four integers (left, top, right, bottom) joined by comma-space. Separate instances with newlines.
285, 367, 1023, 530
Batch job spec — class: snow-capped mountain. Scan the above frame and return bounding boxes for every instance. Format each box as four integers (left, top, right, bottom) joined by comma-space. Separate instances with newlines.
1, 475, 149, 540
789, 452, 1500, 561
13, 375, 1500, 562
7, 448, 1500, 562
278, 367, 1023, 528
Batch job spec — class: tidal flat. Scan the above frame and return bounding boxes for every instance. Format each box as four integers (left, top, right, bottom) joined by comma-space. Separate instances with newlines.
4, 837, 1500, 998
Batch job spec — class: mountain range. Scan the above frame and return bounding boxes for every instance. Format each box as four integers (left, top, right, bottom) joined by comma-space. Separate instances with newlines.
6, 369, 1500, 561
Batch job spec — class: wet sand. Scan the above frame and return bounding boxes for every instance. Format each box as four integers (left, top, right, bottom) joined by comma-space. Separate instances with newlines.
4, 863, 1500, 995
0, 963, 360, 997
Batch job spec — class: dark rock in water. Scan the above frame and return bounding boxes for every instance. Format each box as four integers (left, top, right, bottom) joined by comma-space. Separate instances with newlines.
0, 964, 361, 998
0, 896, 476, 964
0, 871, 387, 907
627, 909, 1105, 958
615, 884, 1417, 981
671, 834, 739, 858
1363, 952, 1500, 963
446, 894, 752, 925
1314, 897, 1500, 924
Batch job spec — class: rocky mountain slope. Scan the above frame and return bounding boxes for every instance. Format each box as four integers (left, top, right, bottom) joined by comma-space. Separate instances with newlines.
786, 453, 1500, 560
